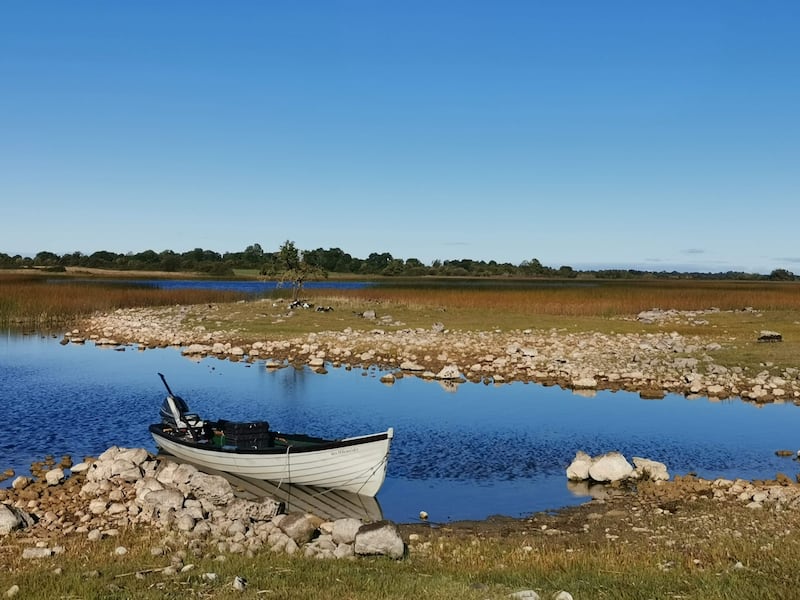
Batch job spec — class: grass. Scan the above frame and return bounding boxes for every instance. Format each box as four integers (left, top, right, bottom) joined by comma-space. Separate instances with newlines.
3, 500, 800, 599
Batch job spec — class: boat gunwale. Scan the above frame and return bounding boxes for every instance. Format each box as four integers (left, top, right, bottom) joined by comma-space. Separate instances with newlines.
149, 423, 392, 456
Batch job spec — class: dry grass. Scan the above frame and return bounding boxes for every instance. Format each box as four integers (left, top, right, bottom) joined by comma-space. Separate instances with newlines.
338, 279, 800, 316
3, 499, 800, 599
0, 274, 248, 328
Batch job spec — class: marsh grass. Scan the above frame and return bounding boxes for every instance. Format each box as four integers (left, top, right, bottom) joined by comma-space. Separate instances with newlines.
0, 274, 249, 328
342, 278, 800, 316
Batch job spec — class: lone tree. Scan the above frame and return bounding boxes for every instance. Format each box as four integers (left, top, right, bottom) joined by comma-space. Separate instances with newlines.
262, 240, 327, 301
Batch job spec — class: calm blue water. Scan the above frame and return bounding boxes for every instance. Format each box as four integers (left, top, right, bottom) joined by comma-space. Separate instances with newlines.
3, 330, 800, 523
52, 278, 372, 295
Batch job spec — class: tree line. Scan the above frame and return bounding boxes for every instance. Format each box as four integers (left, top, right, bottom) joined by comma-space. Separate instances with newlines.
0, 243, 795, 281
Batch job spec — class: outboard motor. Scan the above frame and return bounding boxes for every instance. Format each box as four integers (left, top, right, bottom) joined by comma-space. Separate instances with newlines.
157, 373, 203, 433
160, 394, 191, 429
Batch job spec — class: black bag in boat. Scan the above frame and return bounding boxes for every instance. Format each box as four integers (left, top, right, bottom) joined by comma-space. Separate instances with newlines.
216, 419, 272, 449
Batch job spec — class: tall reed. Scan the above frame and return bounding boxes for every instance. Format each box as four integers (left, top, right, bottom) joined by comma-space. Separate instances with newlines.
0, 275, 248, 328
331, 280, 800, 316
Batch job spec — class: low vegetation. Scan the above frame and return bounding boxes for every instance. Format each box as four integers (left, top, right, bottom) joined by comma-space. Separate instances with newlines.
3, 489, 800, 599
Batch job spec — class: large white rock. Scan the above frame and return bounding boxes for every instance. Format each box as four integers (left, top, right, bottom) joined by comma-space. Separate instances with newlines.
566, 451, 593, 481
588, 452, 634, 482
354, 521, 405, 559
0, 505, 22, 535
141, 489, 185, 511
186, 472, 234, 506
116, 447, 150, 466
632, 457, 670, 481
332, 518, 363, 545
110, 459, 142, 482
45, 468, 65, 486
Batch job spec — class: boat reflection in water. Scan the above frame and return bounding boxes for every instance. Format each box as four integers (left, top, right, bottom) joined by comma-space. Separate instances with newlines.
157, 452, 383, 522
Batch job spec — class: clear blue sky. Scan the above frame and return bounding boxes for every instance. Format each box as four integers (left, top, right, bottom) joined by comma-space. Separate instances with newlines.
2, 1, 798, 273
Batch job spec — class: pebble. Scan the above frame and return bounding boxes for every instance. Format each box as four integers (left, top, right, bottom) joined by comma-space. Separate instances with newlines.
233, 575, 247, 591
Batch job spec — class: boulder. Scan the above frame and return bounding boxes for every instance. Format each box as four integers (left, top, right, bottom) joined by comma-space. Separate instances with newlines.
632, 457, 669, 481
332, 518, 363, 545
141, 489, 184, 511
572, 377, 597, 389
0, 504, 35, 536
44, 468, 65, 486
110, 459, 142, 482
0, 505, 23, 535
186, 472, 234, 506
354, 520, 405, 559
116, 447, 150, 466
278, 512, 324, 544
588, 452, 634, 482
11, 476, 29, 490
224, 497, 282, 522
566, 451, 593, 481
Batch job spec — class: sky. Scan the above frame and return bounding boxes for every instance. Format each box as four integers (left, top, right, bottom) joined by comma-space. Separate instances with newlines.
1, 2, 799, 274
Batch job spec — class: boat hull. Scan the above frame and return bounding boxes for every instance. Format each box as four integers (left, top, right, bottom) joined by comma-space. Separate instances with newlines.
157, 453, 384, 522
150, 425, 393, 497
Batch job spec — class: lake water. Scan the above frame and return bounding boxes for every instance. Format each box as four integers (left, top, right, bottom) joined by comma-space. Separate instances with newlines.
3, 330, 800, 523
54, 278, 373, 295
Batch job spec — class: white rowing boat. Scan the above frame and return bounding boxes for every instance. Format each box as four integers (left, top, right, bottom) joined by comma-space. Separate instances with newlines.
149, 374, 393, 497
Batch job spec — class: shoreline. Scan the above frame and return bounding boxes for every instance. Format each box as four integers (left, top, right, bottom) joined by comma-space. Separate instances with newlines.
71, 304, 800, 405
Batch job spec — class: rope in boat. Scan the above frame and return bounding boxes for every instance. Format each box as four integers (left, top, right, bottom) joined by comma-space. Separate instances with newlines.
309, 447, 391, 498
283, 445, 293, 507
278, 444, 391, 498
280, 444, 293, 488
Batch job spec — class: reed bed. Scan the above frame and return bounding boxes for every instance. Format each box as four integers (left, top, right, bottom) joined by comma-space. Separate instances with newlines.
332, 279, 800, 316
0, 274, 248, 328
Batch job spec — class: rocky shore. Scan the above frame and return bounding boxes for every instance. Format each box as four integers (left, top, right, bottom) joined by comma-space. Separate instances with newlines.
5, 445, 800, 599
1, 446, 405, 562
70, 304, 799, 403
